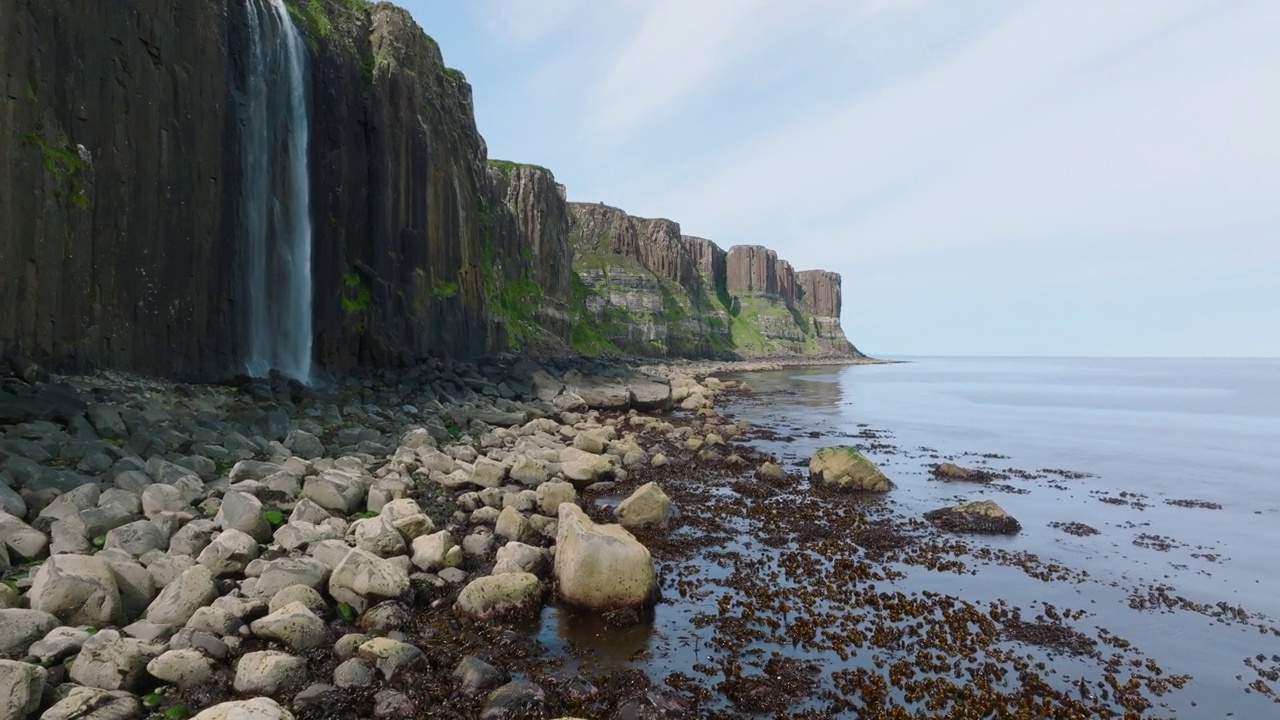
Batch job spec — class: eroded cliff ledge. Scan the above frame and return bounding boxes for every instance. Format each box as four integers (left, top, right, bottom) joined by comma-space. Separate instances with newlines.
1, 0, 860, 379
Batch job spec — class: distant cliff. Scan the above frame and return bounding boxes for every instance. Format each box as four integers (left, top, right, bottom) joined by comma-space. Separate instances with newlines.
565, 203, 860, 359
0, 0, 859, 379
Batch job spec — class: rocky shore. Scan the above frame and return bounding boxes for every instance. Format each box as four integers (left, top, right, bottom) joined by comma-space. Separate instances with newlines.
0, 352, 892, 719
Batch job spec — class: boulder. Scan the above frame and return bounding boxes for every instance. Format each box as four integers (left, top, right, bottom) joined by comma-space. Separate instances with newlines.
454, 573, 543, 619
924, 500, 1022, 535
0, 659, 46, 718
250, 601, 328, 651
350, 515, 407, 557
932, 462, 990, 482
410, 530, 456, 572
494, 506, 530, 543
0, 512, 49, 559
328, 548, 410, 613
535, 481, 577, 516
627, 377, 673, 411
197, 528, 260, 576
41, 686, 141, 720
357, 636, 423, 680
68, 629, 160, 691
144, 564, 217, 625
233, 651, 309, 694
0, 608, 59, 657
756, 462, 788, 484
554, 504, 657, 610
193, 698, 295, 720
28, 554, 124, 627
147, 648, 216, 687
614, 482, 673, 531
809, 447, 893, 492
215, 491, 272, 543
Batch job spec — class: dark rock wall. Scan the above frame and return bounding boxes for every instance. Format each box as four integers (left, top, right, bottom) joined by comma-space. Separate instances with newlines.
1, 0, 862, 377
1, 0, 241, 379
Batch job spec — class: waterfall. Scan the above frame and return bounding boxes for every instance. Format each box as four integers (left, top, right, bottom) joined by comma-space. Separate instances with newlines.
240, 0, 314, 383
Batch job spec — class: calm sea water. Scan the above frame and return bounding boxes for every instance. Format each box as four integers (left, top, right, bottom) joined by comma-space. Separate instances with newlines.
540, 357, 1280, 716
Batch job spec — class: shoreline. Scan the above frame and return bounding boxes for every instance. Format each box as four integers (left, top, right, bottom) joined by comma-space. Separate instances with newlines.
0, 353, 1236, 718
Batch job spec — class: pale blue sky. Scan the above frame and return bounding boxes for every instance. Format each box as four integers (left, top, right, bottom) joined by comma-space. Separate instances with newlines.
400, 0, 1279, 357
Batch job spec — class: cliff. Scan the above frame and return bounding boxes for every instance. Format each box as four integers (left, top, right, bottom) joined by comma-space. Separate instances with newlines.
0, 0, 860, 379
567, 204, 859, 359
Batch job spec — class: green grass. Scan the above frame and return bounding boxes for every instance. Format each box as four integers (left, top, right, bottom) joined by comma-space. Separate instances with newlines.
487, 159, 555, 181
430, 281, 459, 299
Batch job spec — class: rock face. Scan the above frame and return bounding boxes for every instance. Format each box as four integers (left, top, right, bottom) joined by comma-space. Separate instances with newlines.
1, 0, 863, 379
809, 447, 893, 492
567, 203, 860, 359
1, 0, 539, 378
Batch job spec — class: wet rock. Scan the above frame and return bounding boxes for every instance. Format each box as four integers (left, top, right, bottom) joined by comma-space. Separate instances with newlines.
0, 659, 45, 717
615, 482, 673, 531
373, 689, 415, 717
809, 446, 893, 492
481, 679, 547, 720
756, 461, 788, 484
333, 657, 375, 688
233, 650, 309, 694
932, 462, 990, 482
29, 554, 124, 627
454, 655, 506, 694
193, 697, 295, 720
554, 504, 657, 610
925, 500, 1022, 535
69, 628, 160, 691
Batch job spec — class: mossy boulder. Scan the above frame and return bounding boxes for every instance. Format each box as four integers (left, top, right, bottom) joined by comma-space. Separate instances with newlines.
924, 500, 1021, 535
809, 447, 893, 492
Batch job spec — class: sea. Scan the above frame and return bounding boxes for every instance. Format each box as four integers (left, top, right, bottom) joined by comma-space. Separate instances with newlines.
532, 357, 1280, 717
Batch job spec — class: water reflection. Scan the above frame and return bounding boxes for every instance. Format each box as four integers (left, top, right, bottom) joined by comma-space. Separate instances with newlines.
543, 604, 656, 664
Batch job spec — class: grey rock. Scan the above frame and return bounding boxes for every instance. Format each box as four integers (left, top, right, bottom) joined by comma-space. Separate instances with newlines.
42, 686, 141, 720
454, 654, 506, 694
69, 628, 160, 690
28, 554, 123, 627
253, 557, 331, 600
232, 650, 309, 695
0, 658, 46, 718
373, 689, 414, 718
28, 625, 91, 664
328, 548, 410, 613
410, 530, 456, 572
480, 679, 546, 720
197, 528, 259, 576
357, 636, 423, 680
147, 647, 215, 687
0, 608, 59, 657
268, 584, 326, 615
142, 483, 190, 517
214, 491, 271, 543
144, 564, 217, 626
250, 601, 328, 651
333, 657, 375, 688
168, 518, 218, 556
104, 519, 167, 556
0, 511, 46, 559
285, 430, 325, 460
169, 627, 230, 659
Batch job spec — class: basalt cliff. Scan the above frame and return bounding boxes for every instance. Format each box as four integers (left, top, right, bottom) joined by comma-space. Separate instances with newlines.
0, 0, 860, 382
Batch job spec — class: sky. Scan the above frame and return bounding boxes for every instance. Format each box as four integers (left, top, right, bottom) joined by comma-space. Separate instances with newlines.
399, 0, 1279, 357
